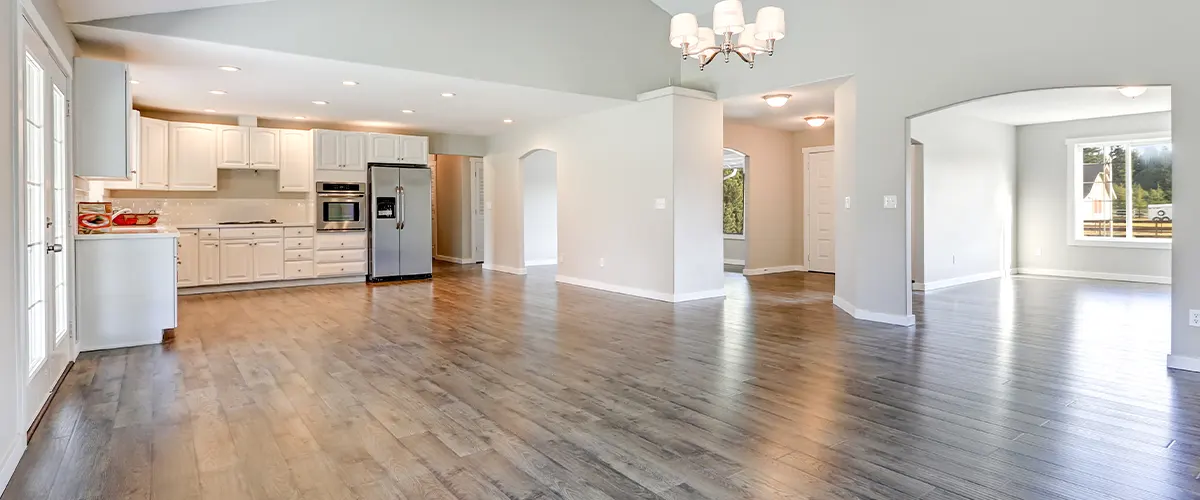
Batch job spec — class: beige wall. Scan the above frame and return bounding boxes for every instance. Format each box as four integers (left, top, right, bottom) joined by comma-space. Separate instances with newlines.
724, 122, 795, 269
434, 155, 471, 260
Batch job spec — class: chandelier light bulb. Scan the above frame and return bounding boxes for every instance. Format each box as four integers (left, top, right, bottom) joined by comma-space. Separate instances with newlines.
672, 2, 784, 70
763, 94, 791, 107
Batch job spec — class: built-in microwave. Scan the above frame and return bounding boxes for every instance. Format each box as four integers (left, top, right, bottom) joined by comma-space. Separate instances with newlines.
316, 182, 367, 231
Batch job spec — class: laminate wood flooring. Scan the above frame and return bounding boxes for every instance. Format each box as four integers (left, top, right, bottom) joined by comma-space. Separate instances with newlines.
5, 265, 1197, 500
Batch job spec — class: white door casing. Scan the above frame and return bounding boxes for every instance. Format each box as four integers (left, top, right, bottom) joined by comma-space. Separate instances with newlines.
471, 157, 485, 263
805, 147, 836, 273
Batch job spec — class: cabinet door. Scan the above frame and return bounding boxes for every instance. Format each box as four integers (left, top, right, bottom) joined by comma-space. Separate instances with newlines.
139, 117, 170, 190
249, 128, 280, 170
252, 238, 285, 281
342, 132, 367, 170
177, 231, 199, 287
219, 240, 254, 283
168, 122, 218, 191
368, 133, 400, 163
314, 130, 343, 170
107, 110, 140, 189
400, 136, 429, 165
216, 125, 250, 169
199, 240, 221, 285
278, 129, 312, 192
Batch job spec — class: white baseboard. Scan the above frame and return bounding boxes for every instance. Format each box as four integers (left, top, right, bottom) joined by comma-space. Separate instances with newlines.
435, 255, 475, 264
483, 263, 527, 275
914, 270, 1004, 291
0, 435, 25, 495
1168, 354, 1200, 373
178, 276, 364, 295
833, 295, 916, 327
743, 265, 807, 276
723, 259, 745, 266
1014, 267, 1170, 285
555, 275, 725, 303
525, 259, 558, 267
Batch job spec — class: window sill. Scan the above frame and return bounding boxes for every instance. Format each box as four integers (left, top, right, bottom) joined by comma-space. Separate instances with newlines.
1069, 238, 1171, 250
724, 234, 746, 241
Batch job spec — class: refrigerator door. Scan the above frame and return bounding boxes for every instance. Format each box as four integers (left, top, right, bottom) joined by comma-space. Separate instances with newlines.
398, 168, 433, 276
369, 167, 402, 279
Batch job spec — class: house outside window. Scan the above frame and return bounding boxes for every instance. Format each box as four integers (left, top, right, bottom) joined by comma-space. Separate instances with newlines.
1069, 133, 1172, 248
723, 149, 746, 238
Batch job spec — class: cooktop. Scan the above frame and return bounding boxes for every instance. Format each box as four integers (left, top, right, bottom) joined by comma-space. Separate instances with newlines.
218, 219, 280, 225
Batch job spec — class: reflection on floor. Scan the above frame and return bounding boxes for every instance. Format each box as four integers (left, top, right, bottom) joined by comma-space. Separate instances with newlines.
4, 266, 1194, 500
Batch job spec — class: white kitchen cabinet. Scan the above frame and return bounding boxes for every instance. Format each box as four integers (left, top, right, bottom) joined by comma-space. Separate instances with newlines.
168, 122, 218, 191
314, 129, 342, 170
278, 129, 311, 192
216, 125, 251, 169
177, 230, 199, 287
249, 128, 281, 170
198, 240, 221, 285
73, 57, 131, 179
368, 133, 400, 163
252, 238, 285, 281
106, 110, 141, 190
344, 132, 367, 170
400, 135, 429, 165
219, 240, 254, 284
139, 117, 170, 190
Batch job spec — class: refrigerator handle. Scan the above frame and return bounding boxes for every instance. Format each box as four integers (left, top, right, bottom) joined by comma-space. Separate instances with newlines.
399, 185, 406, 230
395, 186, 401, 230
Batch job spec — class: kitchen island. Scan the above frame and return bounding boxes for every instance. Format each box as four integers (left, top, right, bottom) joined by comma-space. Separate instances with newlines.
75, 226, 179, 351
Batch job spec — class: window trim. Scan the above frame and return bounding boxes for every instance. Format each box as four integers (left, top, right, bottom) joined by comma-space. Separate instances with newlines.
1065, 132, 1172, 250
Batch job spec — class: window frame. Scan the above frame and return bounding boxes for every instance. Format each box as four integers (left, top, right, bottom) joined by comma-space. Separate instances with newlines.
1065, 132, 1172, 250
723, 152, 746, 239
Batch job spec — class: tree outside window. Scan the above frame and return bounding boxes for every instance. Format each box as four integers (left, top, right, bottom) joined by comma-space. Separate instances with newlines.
1076, 137, 1171, 242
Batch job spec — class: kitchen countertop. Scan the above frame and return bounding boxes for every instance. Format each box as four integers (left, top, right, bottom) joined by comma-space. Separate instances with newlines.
75, 225, 180, 240
173, 222, 314, 229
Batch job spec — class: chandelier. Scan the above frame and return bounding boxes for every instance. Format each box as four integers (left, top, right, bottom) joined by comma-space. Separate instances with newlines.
669, 1, 785, 71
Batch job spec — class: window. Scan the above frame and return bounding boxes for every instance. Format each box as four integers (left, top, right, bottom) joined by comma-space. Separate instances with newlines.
723, 149, 746, 237
1070, 134, 1172, 247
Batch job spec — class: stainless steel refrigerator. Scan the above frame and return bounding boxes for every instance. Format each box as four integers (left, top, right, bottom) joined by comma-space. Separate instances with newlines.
368, 164, 433, 282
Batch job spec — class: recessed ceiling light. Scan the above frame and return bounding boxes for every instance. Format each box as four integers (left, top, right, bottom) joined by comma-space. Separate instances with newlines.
503, 119, 514, 123
218, 66, 241, 72
209, 90, 227, 95
441, 92, 455, 97
401, 109, 414, 114
129, 80, 140, 85
293, 116, 306, 120
1117, 86, 1148, 98
763, 94, 791, 107
204, 109, 216, 113
342, 81, 359, 86
804, 115, 829, 127
311, 100, 328, 105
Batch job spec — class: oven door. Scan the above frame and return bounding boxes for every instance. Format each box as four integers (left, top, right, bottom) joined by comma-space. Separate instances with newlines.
318, 195, 366, 231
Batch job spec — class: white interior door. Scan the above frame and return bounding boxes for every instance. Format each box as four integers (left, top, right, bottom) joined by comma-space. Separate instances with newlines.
21, 18, 73, 428
806, 148, 836, 273
470, 158, 485, 263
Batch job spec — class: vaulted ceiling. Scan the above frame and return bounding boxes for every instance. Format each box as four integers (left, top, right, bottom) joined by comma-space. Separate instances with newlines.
57, 0, 275, 23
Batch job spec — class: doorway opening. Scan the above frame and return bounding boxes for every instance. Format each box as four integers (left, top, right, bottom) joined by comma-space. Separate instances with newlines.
520, 150, 558, 267
722, 148, 747, 272
432, 155, 485, 265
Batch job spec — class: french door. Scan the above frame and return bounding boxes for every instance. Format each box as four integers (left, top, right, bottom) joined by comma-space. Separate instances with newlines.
21, 17, 73, 428
470, 158, 484, 263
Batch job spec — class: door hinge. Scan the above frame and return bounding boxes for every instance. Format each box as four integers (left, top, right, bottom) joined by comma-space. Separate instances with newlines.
66, 99, 71, 117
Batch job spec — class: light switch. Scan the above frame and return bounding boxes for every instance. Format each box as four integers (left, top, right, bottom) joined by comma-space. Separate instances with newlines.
844, 197, 851, 209
654, 198, 667, 210
883, 195, 898, 209
486, 201, 493, 210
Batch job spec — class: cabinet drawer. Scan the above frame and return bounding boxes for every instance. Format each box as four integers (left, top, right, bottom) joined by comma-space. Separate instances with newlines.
285, 261, 314, 279
199, 229, 219, 239
316, 249, 366, 264
285, 226, 314, 238
285, 249, 313, 262
220, 227, 284, 239
316, 261, 366, 277
178, 229, 198, 237
285, 237, 313, 250
315, 232, 367, 250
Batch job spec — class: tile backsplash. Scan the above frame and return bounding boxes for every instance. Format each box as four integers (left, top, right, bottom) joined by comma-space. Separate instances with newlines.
110, 198, 313, 225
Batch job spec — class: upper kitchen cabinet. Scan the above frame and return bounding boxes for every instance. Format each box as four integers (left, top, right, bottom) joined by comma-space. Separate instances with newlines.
168, 122, 218, 191
74, 57, 130, 179
249, 128, 281, 169
314, 130, 367, 171
278, 129, 312, 193
366, 133, 429, 165
400, 136, 429, 165
139, 117, 169, 190
106, 110, 141, 190
217, 126, 280, 170
344, 132, 367, 171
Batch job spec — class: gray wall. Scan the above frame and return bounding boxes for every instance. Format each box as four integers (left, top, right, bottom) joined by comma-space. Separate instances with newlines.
1016, 112, 1171, 280
521, 150, 557, 265
434, 155, 471, 260
911, 112, 1016, 286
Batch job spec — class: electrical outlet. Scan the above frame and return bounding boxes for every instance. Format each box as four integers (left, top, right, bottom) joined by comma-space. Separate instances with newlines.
654, 198, 667, 210
599, 257, 605, 268
1035, 247, 1042, 257
1190, 310, 1200, 327
844, 197, 851, 209
883, 195, 898, 209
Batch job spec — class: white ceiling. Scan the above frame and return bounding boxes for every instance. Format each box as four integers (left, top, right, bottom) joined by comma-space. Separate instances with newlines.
722, 77, 846, 131
940, 86, 1172, 126
58, 0, 276, 23
72, 25, 629, 136
649, 0, 697, 15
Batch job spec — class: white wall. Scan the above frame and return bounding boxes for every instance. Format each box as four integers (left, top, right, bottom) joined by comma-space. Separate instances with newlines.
2, 0, 24, 489
911, 112, 1016, 287
1016, 111, 1171, 280
521, 150, 557, 266
486, 89, 723, 300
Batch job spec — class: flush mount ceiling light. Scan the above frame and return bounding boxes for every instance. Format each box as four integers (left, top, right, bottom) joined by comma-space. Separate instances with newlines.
441, 92, 456, 97
342, 81, 359, 86
293, 116, 306, 120
204, 109, 217, 113
401, 109, 415, 114
218, 66, 241, 72
129, 80, 140, 85
804, 115, 829, 127
1117, 86, 1148, 98
763, 94, 791, 107
503, 119, 514, 123
311, 100, 328, 105
208, 90, 227, 95
669, 1, 785, 71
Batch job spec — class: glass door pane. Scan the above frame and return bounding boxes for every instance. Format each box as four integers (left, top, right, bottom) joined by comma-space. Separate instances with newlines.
52, 85, 67, 343
24, 50, 46, 374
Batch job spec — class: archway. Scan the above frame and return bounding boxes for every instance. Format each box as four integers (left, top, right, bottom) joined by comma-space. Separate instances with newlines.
519, 149, 558, 267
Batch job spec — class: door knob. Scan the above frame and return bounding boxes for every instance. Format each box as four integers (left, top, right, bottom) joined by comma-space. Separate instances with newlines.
47, 243, 64, 254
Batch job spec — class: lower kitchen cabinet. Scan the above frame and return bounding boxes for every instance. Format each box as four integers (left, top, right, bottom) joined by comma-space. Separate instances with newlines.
199, 240, 220, 285
220, 240, 255, 284
178, 225, 317, 290
177, 230, 199, 287
252, 238, 285, 281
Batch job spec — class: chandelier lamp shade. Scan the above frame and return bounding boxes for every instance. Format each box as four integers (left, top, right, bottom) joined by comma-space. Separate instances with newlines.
669, 1, 785, 70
